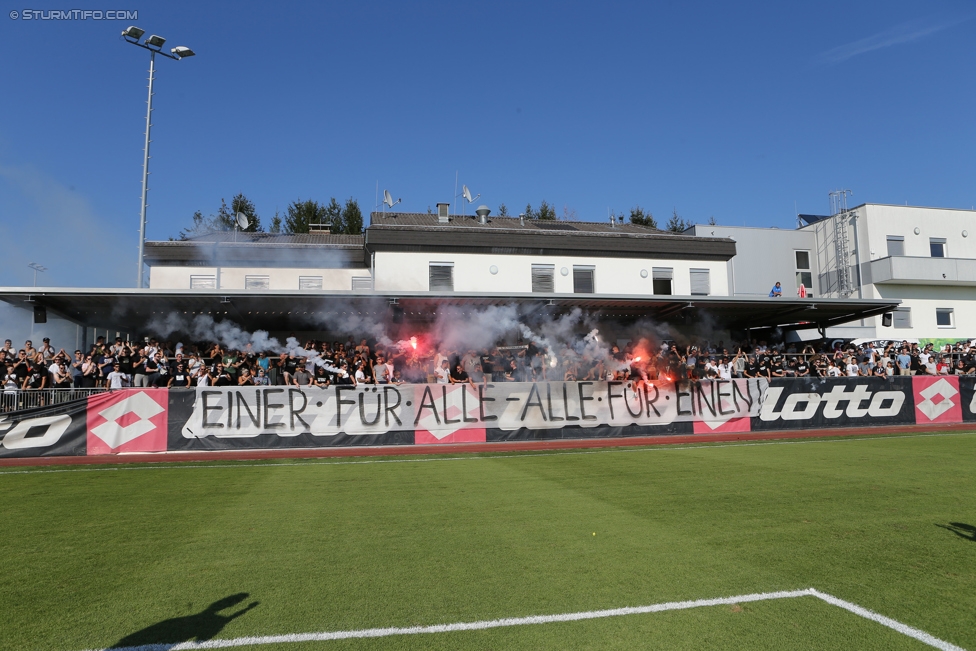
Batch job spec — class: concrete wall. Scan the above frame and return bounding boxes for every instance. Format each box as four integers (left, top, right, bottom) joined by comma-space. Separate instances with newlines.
372, 251, 729, 296
0, 302, 87, 353
149, 266, 370, 291
870, 284, 976, 340
686, 225, 818, 297
860, 204, 976, 261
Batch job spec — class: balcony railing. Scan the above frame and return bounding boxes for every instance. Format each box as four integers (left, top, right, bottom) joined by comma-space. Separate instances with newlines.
870, 256, 976, 285
0, 388, 109, 413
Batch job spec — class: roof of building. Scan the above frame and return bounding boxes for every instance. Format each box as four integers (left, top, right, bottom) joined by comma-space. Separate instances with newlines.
145, 232, 367, 267
169, 231, 365, 247
366, 213, 737, 261
369, 212, 667, 234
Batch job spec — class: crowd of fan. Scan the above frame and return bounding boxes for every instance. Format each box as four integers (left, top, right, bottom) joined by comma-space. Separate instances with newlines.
2, 334, 975, 395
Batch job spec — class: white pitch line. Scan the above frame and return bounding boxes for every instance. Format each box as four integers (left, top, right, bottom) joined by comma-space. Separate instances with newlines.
2, 430, 973, 477
809, 589, 965, 651
92, 589, 812, 651
84, 588, 966, 651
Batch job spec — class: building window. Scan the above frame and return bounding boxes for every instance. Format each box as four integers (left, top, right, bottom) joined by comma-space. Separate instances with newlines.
886, 236, 904, 257
429, 263, 454, 291
794, 250, 813, 295
573, 266, 595, 294
245, 275, 270, 290
652, 267, 673, 295
930, 238, 947, 258
299, 276, 323, 290
351, 276, 372, 291
689, 269, 710, 296
936, 308, 954, 328
531, 264, 555, 293
190, 275, 216, 289
892, 307, 911, 329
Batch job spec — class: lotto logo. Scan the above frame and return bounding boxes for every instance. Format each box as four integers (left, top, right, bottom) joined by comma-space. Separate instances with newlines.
693, 416, 751, 434
413, 384, 486, 444
912, 377, 962, 424
87, 390, 168, 454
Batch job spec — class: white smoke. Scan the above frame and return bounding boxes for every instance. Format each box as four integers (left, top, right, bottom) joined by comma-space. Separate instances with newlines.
142, 301, 685, 374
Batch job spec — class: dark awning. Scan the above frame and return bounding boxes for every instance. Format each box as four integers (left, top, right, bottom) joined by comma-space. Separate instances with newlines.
0, 288, 899, 335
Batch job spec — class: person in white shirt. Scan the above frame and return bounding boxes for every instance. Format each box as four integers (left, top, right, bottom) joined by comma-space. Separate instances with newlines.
354, 362, 368, 384
434, 359, 451, 384
195, 367, 211, 386
106, 364, 130, 389
827, 361, 842, 377
845, 357, 859, 377
433, 351, 449, 372
717, 356, 733, 380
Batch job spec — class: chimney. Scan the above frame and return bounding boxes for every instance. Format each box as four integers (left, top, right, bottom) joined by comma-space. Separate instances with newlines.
519, 213, 525, 226
436, 202, 450, 224
475, 205, 490, 224
609, 214, 616, 228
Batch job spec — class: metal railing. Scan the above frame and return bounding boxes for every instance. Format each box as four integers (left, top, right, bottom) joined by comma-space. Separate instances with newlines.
0, 388, 109, 413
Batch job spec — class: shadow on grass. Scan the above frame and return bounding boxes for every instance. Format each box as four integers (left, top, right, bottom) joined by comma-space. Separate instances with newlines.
936, 522, 976, 542
109, 593, 259, 650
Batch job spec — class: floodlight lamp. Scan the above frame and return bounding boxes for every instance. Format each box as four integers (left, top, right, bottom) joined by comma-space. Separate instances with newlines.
121, 25, 145, 40
145, 34, 166, 48
171, 46, 195, 58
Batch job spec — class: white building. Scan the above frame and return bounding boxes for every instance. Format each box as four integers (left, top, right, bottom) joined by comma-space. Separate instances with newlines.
0, 204, 902, 348
687, 203, 976, 342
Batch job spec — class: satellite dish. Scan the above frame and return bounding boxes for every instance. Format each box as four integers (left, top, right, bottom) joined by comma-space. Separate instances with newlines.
235, 211, 250, 230
382, 189, 401, 209
462, 185, 480, 205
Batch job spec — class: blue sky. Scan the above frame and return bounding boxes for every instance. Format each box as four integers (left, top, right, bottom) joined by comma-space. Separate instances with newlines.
1, 0, 974, 289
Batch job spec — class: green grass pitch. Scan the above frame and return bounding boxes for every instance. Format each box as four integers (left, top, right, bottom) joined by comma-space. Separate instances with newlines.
1, 431, 975, 650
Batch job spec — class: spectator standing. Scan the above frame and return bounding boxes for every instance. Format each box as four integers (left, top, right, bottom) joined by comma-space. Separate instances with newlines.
434, 359, 451, 384
169, 363, 191, 388
291, 363, 313, 387
145, 353, 162, 387
70, 350, 85, 387
80, 354, 99, 387
450, 363, 473, 385
194, 366, 212, 387
106, 364, 130, 389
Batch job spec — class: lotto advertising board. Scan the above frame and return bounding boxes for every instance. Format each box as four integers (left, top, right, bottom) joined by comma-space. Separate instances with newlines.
1, 378, 974, 458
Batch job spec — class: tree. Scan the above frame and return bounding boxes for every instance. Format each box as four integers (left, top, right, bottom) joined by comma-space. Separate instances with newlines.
269, 210, 282, 234
340, 197, 363, 234
561, 205, 579, 221
524, 203, 536, 220
707, 215, 718, 226
666, 208, 690, 233
629, 205, 657, 229
497, 203, 509, 217
284, 199, 328, 234
179, 210, 215, 240
537, 200, 556, 220
324, 197, 343, 234
178, 193, 262, 239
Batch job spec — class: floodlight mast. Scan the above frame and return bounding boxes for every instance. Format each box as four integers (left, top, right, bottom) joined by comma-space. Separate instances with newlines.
121, 27, 194, 288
